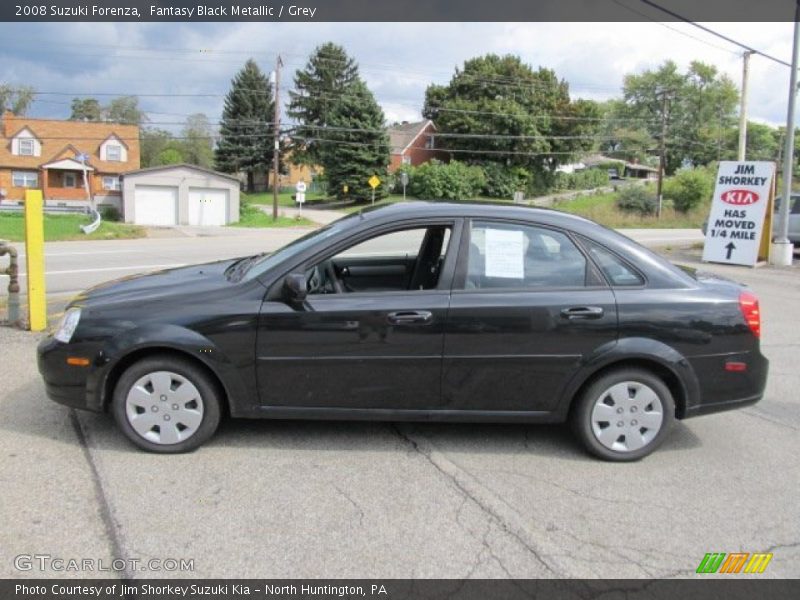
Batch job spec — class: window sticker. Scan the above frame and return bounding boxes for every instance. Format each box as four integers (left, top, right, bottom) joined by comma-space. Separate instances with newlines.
484, 228, 524, 279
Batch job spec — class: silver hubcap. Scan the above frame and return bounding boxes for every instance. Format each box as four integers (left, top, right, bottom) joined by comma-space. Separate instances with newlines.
125, 371, 204, 445
590, 381, 664, 453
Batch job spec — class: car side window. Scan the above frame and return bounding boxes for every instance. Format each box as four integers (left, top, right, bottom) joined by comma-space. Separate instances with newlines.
580, 238, 645, 287
466, 221, 587, 289
306, 225, 452, 295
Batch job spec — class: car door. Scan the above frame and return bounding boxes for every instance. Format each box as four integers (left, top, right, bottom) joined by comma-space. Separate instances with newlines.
256, 220, 461, 411
442, 219, 618, 413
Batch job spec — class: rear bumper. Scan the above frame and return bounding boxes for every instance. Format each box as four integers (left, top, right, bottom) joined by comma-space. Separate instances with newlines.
683, 350, 768, 418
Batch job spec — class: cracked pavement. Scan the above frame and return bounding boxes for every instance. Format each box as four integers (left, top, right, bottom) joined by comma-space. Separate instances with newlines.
0, 253, 798, 579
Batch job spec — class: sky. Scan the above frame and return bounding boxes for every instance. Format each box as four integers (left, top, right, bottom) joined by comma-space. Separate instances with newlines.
0, 21, 796, 132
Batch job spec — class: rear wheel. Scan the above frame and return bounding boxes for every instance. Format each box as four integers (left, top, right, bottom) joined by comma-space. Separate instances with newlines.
112, 356, 221, 453
571, 368, 674, 461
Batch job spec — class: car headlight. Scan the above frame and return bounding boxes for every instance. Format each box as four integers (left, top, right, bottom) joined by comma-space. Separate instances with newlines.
54, 307, 82, 343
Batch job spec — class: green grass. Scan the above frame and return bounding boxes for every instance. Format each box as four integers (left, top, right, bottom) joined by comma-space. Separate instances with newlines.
242, 191, 327, 208
0, 212, 145, 242
230, 204, 315, 228
553, 191, 707, 229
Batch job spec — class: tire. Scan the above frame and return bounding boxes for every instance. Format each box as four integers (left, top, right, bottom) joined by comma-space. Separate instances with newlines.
112, 355, 222, 453
571, 368, 674, 462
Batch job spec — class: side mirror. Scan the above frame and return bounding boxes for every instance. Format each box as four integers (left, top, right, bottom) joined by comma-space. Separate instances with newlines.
283, 273, 307, 302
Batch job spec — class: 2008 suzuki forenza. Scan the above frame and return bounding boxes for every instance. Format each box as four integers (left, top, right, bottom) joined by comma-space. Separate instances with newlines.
38, 202, 768, 460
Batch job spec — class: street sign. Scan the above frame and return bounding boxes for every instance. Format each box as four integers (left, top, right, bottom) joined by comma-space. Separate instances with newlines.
368, 175, 381, 189
400, 172, 409, 187
295, 181, 307, 193
702, 161, 775, 267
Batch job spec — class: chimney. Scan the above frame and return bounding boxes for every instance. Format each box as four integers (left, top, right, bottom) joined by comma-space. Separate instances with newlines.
2, 110, 16, 137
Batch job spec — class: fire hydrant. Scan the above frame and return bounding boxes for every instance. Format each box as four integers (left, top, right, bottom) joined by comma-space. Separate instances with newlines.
0, 239, 21, 326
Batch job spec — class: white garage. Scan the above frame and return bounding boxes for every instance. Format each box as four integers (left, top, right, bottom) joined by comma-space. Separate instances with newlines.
122, 164, 240, 227
132, 185, 179, 226
188, 188, 228, 226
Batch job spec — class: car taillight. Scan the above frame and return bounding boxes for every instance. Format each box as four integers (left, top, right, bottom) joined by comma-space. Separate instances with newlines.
739, 291, 761, 339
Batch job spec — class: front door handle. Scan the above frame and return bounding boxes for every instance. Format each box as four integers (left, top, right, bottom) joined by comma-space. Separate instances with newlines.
560, 306, 604, 320
388, 310, 433, 325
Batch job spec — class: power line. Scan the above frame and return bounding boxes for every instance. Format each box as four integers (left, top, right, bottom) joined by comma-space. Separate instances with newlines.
637, 0, 793, 68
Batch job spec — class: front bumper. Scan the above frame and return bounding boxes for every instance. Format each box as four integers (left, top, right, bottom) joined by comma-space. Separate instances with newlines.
37, 336, 104, 412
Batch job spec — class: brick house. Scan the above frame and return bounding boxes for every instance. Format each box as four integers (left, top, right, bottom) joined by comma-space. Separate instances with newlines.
0, 111, 140, 209
388, 120, 447, 172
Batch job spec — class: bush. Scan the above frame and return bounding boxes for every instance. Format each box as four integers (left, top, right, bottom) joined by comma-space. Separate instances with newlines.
99, 205, 121, 221
617, 185, 657, 216
479, 163, 531, 199
408, 161, 486, 200
554, 168, 609, 192
663, 168, 714, 213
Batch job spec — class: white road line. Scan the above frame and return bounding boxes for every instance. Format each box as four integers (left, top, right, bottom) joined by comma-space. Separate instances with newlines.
11, 264, 185, 277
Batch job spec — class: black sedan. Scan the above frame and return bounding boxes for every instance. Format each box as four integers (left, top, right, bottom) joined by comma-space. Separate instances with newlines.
38, 202, 768, 460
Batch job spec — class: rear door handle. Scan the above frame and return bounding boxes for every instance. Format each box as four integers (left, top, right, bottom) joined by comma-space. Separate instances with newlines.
560, 306, 604, 320
388, 310, 433, 325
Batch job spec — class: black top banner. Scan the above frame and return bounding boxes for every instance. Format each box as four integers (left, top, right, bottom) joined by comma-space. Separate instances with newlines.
2, 0, 798, 22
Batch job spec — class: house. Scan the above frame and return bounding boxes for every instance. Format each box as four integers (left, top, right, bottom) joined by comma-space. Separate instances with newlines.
563, 154, 660, 181
122, 164, 240, 227
388, 120, 446, 172
0, 111, 139, 210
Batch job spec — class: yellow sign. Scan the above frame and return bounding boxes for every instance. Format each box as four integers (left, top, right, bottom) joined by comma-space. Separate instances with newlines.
368, 175, 381, 189
343, 184, 348, 193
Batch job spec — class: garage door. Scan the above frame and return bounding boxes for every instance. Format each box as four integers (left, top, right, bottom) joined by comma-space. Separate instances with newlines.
133, 185, 178, 226
188, 188, 228, 226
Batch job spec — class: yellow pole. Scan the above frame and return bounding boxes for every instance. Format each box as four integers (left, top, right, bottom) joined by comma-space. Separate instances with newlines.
24, 189, 47, 331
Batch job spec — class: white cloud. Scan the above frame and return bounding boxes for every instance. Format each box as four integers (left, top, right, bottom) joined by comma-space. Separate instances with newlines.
0, 21, 795, 128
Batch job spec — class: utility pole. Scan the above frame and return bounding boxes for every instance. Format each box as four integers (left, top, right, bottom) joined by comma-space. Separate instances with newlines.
272, 54, 282, 221
655, 89, 671, 219
738, 50, 754, 161
774, 1, 800, 266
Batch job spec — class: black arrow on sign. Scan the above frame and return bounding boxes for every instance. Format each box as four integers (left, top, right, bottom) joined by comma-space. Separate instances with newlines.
725, 242, 736, 260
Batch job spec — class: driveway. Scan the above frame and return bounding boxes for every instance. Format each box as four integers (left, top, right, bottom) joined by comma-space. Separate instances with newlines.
0, 253, 797, 579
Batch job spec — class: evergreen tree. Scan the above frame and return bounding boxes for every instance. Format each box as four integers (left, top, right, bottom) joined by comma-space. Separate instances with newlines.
322, 80, 389, 201
215, 59, 274, 192
287, 43, 359, 166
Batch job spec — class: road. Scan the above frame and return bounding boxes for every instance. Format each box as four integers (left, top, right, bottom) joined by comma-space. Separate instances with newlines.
2, 227, 704, 300
0, 243, 797, 579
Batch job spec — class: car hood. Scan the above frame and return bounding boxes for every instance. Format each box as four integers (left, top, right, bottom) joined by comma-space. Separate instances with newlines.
71, 258, 241, 307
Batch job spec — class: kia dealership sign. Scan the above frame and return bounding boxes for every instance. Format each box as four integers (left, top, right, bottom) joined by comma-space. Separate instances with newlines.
702, 161, 775, 266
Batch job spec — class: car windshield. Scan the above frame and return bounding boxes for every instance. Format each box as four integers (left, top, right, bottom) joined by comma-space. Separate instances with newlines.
239, 213, 362, 282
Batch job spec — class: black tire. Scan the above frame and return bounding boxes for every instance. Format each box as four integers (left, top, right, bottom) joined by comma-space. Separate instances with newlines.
571, 368, 675, 462
112, 355, 222, 453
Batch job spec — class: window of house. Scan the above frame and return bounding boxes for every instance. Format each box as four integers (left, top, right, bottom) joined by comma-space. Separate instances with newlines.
466, 221, 587, 289
106, 144, 122, 161
425, 135, 434, 150
12, 171, 38, 188
18, 138, 35, 156
402, 155, 411, 165
63, 172, 77, 188
103, 176, 121, 191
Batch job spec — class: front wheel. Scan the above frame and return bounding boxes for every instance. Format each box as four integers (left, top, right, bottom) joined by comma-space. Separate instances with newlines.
571, 368, 674, 461
112, 355, 221, 453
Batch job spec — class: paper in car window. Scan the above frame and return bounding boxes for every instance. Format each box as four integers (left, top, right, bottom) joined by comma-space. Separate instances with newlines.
484, 228, 524, 279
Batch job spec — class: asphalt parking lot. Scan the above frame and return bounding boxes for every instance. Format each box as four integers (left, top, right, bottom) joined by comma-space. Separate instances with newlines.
0, 248, 798, 579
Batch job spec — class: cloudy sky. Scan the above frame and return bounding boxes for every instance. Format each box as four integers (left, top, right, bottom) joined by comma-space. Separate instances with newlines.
0, 21, 796, 131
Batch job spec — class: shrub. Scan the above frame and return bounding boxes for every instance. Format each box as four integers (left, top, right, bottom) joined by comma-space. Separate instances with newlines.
480, 163, 531, 199
554, 168, 609, 192
99, 205, 121, 221
407, 161, 486, 200
663, 168, 714, 213
617, 185, 657, 216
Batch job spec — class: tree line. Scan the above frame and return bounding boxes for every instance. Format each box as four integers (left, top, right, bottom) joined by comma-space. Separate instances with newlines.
1, 46, 797, 200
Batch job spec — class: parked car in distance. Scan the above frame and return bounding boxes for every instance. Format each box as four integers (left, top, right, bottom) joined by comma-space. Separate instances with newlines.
38, 202, 768, 460
702, 193, 800, 244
